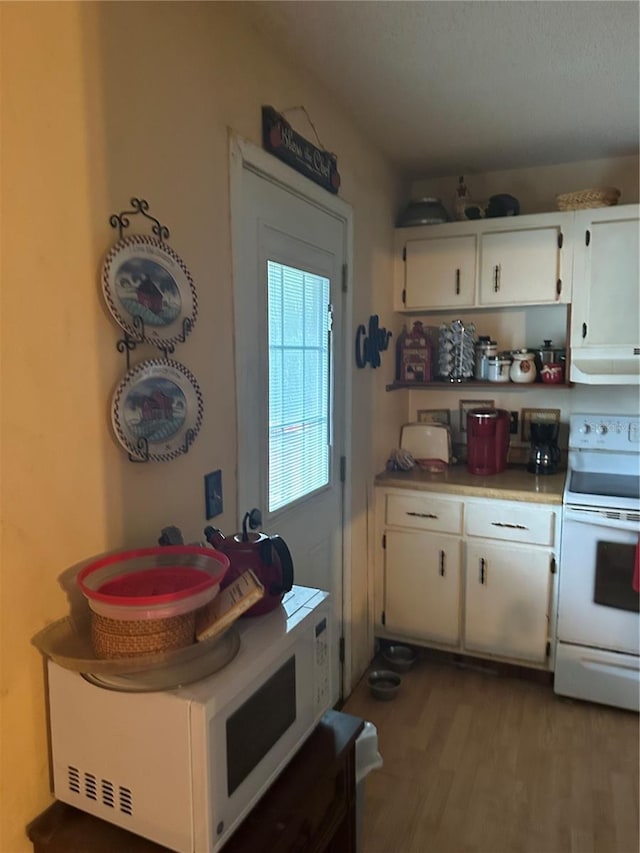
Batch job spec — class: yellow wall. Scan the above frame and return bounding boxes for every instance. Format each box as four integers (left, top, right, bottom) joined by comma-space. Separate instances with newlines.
0, 3, 404, 848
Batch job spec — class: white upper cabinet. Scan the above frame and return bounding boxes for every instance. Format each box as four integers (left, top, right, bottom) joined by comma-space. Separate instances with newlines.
394, 212, 573, 311
403, 234, 476, 309
478, 223, 565, 306
569, 204, 640, 383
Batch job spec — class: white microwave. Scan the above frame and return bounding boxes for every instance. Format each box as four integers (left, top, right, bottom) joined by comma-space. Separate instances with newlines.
47, 586, 332, 852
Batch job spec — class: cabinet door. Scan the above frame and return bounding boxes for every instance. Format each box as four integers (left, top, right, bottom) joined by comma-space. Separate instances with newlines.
384, 530, 461, 645
479, 227, 563, 305
571, 206, 640, 349
464, 541, 551, 663
403, 235, 476, 309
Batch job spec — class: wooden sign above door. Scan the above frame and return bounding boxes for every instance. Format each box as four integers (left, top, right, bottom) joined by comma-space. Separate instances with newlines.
261, 106, 341, 194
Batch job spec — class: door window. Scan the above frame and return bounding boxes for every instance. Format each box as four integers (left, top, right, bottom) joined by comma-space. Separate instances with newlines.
267, 260, 331, 513
594, 540, 639, 613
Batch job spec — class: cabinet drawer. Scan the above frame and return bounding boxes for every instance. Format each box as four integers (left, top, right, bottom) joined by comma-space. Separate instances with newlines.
465, 502, 556, 546
386, 493, 463, 534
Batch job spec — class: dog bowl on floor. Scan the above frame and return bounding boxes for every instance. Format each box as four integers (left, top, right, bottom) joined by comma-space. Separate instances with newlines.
382, 644, 417, 673
368, 669, 402, 701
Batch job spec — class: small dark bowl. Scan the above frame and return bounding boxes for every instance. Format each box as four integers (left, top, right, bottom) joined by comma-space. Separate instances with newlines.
368, 669, 402, 701
382, 644, 417, 673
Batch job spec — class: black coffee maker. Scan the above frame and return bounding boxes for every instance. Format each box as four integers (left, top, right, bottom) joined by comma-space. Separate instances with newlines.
528, 422, 560, 474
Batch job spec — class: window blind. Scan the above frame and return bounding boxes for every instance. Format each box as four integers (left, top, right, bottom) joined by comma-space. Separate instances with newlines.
267, 261, 330, 512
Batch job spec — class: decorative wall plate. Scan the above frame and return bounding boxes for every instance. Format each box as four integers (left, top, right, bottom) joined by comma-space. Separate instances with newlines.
111, 359, 203, 461
102, 235, 197, 346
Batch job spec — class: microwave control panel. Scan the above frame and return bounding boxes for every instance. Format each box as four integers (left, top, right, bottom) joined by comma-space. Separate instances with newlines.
313, 613, 331, 714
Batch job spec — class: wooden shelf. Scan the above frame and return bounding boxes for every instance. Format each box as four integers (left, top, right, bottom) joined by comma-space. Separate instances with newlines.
386, 381, 572, 391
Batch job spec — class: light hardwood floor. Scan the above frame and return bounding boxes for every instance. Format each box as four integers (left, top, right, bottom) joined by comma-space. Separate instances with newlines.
343, 652, 639, 853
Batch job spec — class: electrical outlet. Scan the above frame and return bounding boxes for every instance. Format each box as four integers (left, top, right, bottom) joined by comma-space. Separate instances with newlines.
510, 411, 519, 435
204, 470, 223, 520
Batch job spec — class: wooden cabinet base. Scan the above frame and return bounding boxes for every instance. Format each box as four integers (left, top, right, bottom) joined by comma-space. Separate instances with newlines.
26, 710, 364, 853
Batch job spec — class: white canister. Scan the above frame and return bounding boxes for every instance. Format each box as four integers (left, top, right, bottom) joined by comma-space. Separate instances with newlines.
486, 355, 511, 382
509, 350, 537, 383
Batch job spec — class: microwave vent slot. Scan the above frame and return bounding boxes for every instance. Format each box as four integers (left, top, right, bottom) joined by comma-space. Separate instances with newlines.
119, 786, 133, 815
68, 766, 80, 794
101, 779, 115, 808
65, 765, 134, 815
84, 772, 97, 801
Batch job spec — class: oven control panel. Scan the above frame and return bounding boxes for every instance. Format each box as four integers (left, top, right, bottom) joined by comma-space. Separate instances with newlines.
570, 414, 640, 450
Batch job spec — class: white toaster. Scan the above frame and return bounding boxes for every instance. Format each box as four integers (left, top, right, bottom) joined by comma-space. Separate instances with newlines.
399, 422, 452, 464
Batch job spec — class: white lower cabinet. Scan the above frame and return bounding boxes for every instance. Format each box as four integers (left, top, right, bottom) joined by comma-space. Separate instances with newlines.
385, 530, 461, 645
375, 488, 560, 669
464, 540, 551, 663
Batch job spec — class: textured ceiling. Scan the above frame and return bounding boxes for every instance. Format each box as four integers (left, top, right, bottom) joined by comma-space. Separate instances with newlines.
242, 0, 640, 179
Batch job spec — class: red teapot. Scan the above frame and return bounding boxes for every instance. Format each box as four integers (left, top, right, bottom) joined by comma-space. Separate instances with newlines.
204, 509, 294, 616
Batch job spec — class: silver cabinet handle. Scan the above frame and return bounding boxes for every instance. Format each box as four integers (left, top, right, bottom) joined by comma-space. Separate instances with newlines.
493, 264, 501, 292
491, 522, 528, 530
455, 268, 461, 295
480, 558, 486, 584
406, 511, 438, 519
439, 550, 445, 576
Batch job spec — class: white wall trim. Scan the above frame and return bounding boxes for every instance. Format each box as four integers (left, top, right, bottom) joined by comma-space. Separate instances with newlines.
229, 133, 355, 696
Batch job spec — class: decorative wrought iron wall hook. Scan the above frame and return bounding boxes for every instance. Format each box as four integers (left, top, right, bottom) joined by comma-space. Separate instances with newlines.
109, 198, 170, 243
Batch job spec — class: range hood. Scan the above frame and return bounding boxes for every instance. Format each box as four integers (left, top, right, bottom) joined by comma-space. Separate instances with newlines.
570, 347, 640, 385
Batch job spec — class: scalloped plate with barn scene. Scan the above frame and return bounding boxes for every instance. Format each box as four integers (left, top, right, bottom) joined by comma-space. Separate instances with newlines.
102, 235, 198, 347
111, 359, 203, 461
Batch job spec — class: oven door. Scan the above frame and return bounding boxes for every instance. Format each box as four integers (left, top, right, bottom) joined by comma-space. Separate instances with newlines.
558, 506, 639, 654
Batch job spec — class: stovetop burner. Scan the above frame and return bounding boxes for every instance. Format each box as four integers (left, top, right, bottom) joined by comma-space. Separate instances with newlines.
569, 470, 640, 502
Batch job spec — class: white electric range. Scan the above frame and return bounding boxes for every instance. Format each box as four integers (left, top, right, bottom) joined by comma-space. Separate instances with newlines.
555, 413, 640, 712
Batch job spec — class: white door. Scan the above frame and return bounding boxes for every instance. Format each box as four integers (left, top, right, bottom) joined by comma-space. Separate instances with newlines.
478, 226, 562, 305
231, 143, 350, 703
558, 511, 640, 654
571, 207, 640, 349
465, 540, 551, 663
404, 235, 476, 309
385, 530, 461, 645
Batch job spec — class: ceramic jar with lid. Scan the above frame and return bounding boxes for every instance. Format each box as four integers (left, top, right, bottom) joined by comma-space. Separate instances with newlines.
509, 350, 537, 383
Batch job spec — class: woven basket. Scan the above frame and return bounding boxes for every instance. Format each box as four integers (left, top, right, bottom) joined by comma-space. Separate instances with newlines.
91, 611, 196, 659
556, 187, 620, 211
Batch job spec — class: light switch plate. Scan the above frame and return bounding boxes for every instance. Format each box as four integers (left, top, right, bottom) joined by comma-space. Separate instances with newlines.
204, 470, 223, 519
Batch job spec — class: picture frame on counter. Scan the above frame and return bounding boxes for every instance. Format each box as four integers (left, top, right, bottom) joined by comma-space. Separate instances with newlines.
507, 444, 530, 465
521, 407, 561, 443
459, 399, 494, 433
417, 408, 450, 426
